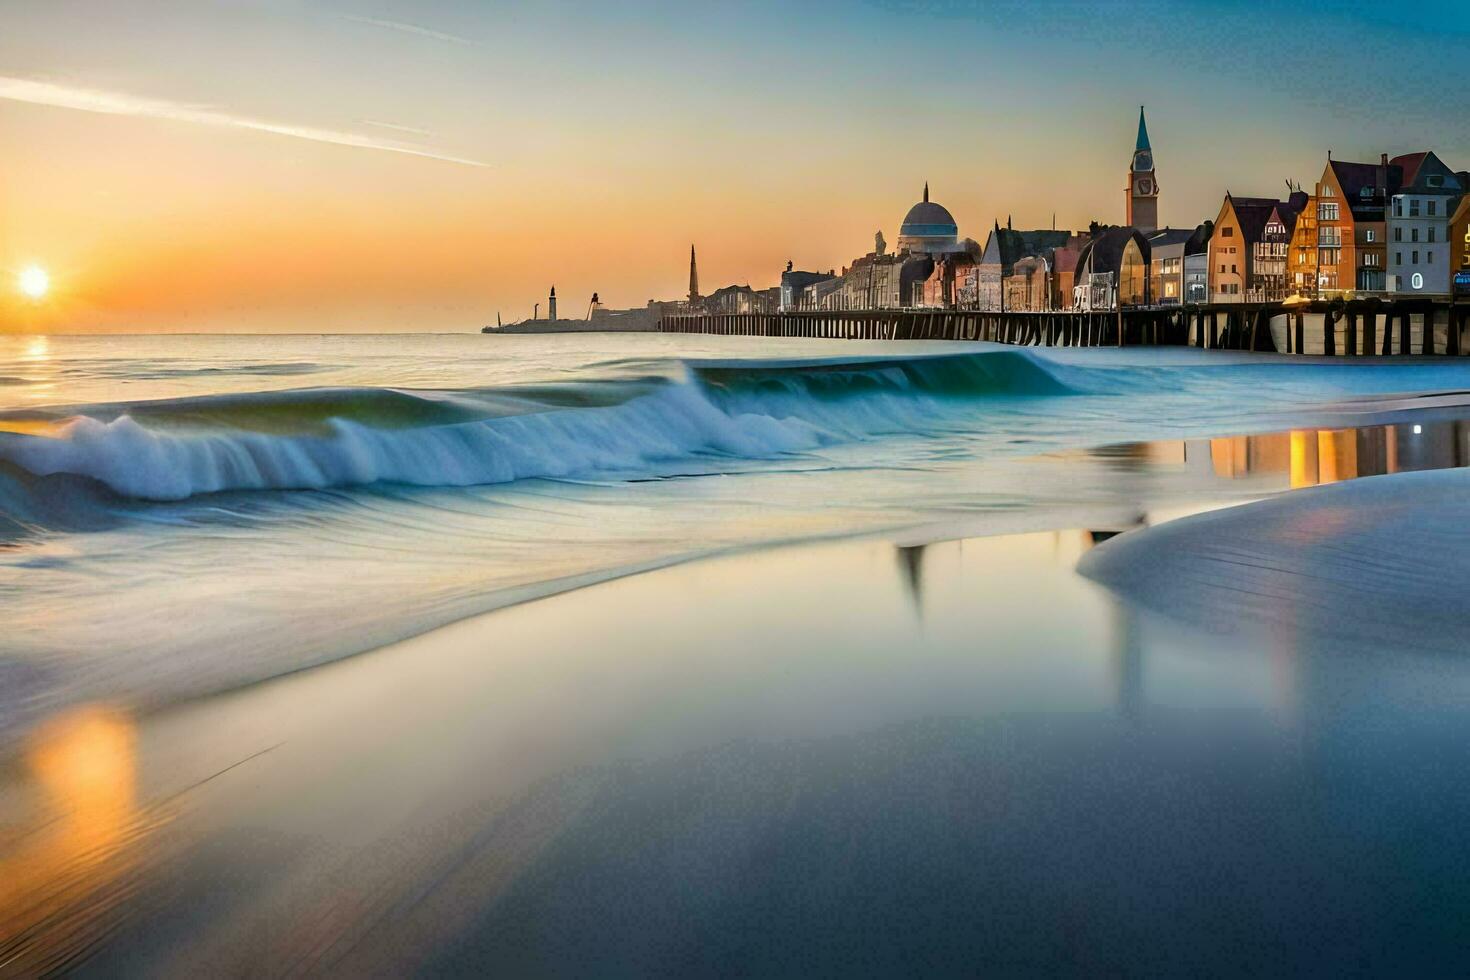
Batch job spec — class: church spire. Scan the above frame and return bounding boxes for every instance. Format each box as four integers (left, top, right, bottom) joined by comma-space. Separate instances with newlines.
923, 181, 929, 203
1135, 105, 1151, 152
688, 244, 700, 306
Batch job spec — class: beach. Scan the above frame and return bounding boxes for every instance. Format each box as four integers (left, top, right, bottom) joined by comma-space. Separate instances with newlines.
6, 508, 1470, 975
7, 335, 1470, 974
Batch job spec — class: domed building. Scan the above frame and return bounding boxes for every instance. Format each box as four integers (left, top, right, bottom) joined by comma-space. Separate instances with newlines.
897, 183, 960, 254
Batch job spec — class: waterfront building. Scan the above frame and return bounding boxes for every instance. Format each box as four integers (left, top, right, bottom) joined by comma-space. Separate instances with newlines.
919, 245, 982, 308
977, 221, 1075, 310
1148, 223, 1211, 305
706, 284, 777, 314
1184, 245, 1210, 304
800, 276, 846, 310
1051, 244, 1083, 310
1287, 155, 1402, 296
1072, 226, 1151, 310
1126, 107, 1160, 234
1208, 192, 1307, 302
1002, 255, 1056, 311
898, 254, 936, 307
1386, 152, 1465, 296
896, 183, 961, 254
1454, 193, 1470, 297
780, 265, 837, 311
1070, 226, 1146, 310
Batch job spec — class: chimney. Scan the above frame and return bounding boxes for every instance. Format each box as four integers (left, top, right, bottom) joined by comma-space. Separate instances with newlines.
1378, 153, 1388, 195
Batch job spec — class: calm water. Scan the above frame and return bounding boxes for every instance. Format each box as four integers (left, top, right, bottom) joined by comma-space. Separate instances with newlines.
6, 333, 1470, 973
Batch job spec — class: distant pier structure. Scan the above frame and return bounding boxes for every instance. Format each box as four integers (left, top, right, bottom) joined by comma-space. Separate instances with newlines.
660, 297, 1470, 355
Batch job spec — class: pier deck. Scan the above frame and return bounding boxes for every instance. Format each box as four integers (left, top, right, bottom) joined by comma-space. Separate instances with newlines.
661, 298, 1470, 355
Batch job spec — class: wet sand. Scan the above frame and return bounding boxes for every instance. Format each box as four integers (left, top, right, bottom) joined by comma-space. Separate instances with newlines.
6, 503, 1470, 975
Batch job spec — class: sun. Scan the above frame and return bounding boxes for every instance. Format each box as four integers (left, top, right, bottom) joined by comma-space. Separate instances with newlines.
18, 265, 50, 300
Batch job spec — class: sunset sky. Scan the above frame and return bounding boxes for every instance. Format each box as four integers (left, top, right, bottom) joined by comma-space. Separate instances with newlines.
1, 0, 1464, 333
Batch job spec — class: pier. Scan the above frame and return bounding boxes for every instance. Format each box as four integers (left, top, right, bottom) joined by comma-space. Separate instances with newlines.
660, 298, 1470, 355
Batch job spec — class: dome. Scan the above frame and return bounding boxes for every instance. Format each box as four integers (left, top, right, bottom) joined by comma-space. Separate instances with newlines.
897, 183, 959, 254
900, 200, 957, 234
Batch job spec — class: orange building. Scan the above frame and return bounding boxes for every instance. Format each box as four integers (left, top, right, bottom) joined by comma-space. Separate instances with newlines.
1208, 193, 1307, 302
1452, 193, 1470, 297
1287, 156, 1402, 297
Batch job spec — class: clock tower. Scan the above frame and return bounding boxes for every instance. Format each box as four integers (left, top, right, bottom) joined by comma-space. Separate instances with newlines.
1126, 105, 1159, 233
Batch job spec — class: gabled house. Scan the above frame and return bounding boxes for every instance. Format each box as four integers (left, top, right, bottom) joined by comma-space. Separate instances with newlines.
1386, 151, 1464, 296
1287, 155, 1403, 296
1208, 192, 1307, 302
977, 222, 1075, 310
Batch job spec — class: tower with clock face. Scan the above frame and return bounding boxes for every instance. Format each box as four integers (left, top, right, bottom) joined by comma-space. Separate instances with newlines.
1126, 106, 1159, 233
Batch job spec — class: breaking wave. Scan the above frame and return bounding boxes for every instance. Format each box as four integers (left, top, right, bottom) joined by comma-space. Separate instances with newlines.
0, 349, 1073, 504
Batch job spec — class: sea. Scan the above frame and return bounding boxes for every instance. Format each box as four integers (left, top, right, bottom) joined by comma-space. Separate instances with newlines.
5, 331, 1470, 746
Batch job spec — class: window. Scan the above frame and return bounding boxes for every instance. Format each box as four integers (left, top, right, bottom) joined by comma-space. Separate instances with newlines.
1428, 251, 1434, 263
1395, 227, 1403, 242
1222, 227, 1234, 238
1428, 176, 1443, 188
1429, 200, 1438, 215
1412, 273, 1424, 289
1321, 184, 1334, 198
1428, 227, 1436, 242
1394, 200, 1404, 217
1395, 251, 1402, 264
1412, 228, 1420, 243
1361, 187, 1373, 199
1367, 229, 1376, 242
1365, 253, 1381, 267
1410, 199, 1421, 217
1319, 202, 1339, 220
1412, 251, 1418, 264
1219, 264, 1226, 273
1231, 264, 1237, 274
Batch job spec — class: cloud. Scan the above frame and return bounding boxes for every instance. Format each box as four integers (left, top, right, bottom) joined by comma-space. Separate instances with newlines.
340, 15, 474, 45
0, 75, 488, 167
362, 119, 434, 138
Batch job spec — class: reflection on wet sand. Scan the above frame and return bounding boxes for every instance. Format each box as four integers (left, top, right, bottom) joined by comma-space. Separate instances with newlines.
1103, 417, 1470, 489
0, 706, 165, 975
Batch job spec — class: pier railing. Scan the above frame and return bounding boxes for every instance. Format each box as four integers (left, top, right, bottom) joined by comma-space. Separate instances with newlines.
659, 299, 1470, 355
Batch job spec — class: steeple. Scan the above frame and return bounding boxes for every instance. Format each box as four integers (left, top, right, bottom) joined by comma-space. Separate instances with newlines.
548, 285, 557, 321
688, 244, 700, 306
1135, 105, 1150, 151
923, 181, 929, 203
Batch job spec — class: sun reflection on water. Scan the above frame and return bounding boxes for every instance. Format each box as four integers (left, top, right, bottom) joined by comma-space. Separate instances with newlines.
0, 705, 166, 974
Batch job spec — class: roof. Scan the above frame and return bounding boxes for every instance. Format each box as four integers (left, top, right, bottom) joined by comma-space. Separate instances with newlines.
1391, 152, 1430, 186
901, 202, 958, 234
1146, 228, 1196, 249
1327, 159, 1403, 220
1051, 245, 1081, 274
1136, 106, 1150, 151
982, 227, 1073, 269
1185, 220, 1214, 255
1075, 225, 1150, 276
1223, 196, 1280, 243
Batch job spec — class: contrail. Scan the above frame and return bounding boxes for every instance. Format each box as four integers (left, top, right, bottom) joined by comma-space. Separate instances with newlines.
0, 76, 488, 168
340, 14, 474, 45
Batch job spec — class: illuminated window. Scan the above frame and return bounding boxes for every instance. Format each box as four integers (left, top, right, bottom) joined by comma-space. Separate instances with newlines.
1412, 273, 1424, 288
